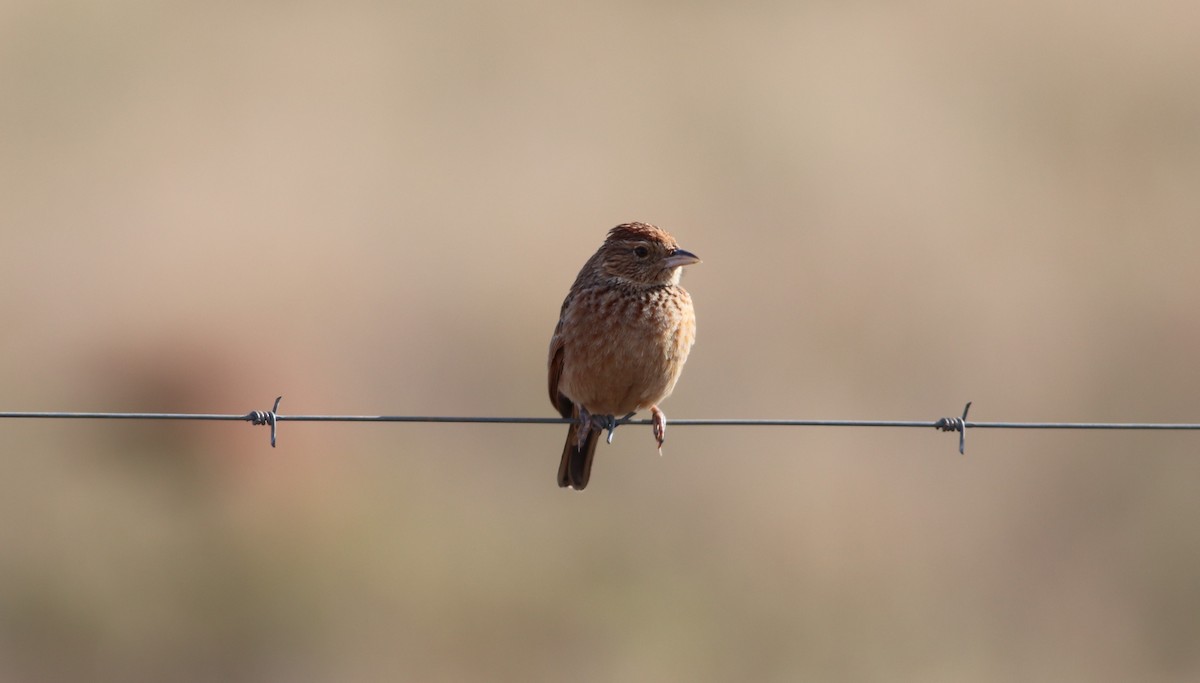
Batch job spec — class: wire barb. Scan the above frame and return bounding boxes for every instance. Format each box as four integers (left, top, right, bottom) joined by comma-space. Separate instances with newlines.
601, 412, 637, 444
934, 401, 972, 454
245, 396, 283, 447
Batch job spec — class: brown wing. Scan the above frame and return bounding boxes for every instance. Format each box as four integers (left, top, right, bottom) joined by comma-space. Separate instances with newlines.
550, 264, 597, 419
548, 319, 574, 419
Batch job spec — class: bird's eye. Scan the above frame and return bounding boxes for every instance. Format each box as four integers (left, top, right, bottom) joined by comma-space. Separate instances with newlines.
633, 246, 649, 258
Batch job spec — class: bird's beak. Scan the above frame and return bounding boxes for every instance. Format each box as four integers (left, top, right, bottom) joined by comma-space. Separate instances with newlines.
664, 248, 701, 269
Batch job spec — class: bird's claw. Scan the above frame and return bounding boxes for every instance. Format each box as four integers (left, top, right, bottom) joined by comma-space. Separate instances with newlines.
651, 406, 666, 454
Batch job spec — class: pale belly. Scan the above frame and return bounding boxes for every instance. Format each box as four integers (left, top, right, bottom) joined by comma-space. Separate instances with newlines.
558, 287, 695, 416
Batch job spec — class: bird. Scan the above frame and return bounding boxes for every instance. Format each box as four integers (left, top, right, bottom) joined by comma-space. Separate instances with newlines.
548, 222, 700, 490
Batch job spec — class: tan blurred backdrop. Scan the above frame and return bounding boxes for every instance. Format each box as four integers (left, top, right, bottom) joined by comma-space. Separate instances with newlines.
2, 0, 1199, 681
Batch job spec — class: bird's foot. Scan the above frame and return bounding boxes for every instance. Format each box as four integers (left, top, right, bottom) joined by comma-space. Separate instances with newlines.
651, 405, 666, 455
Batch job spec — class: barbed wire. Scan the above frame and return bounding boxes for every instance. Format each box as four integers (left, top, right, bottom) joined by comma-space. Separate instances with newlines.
4, 399, 1200, 453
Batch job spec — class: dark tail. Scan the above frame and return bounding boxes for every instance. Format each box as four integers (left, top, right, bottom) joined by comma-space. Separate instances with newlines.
558, 422, 600, 490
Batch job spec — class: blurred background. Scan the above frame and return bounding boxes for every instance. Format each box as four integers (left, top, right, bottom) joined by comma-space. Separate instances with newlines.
2, 0, 1199, 680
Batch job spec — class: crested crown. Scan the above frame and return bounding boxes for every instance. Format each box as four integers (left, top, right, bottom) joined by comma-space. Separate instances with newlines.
605, 222, 677, 247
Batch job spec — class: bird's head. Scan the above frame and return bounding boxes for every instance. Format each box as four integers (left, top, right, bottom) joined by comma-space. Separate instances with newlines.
598, 222, 701, 286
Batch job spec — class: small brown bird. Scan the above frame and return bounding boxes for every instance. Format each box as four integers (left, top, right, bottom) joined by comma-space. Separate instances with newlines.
548, 222, 700, 490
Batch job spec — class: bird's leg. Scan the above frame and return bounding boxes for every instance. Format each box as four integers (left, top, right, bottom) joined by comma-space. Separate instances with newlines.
650, 405, 666, 454
576, 405, 594, 450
